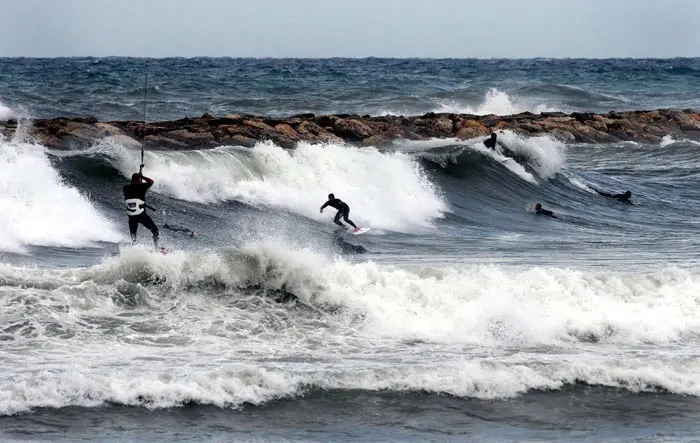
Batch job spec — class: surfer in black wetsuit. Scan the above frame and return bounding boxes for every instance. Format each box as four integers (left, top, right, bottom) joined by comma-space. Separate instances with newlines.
593, 188, 632, 203
483, 132, 498, 149
320, 193, 359, 231
124, 166, 159, 247
535, 203, 556, 218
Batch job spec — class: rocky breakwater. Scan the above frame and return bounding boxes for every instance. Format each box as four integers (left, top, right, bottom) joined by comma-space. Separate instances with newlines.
1, 109, 699, 150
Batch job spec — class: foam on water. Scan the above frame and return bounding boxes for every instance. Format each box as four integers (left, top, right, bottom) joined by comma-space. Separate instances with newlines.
0, 140, 122, 253
3, 244, 700, 414
660, 134, 700, 148
5, 357, 700, 415
4, 244, 700, 348
3, 243, 700, 414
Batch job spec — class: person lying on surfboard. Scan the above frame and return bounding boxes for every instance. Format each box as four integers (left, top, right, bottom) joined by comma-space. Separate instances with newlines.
320, 193, 360, 232
535, 203, 557, 218
592, 187, 633, 203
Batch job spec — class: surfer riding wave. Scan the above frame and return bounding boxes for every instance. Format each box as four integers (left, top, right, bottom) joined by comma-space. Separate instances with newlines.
320, 193, 360, 232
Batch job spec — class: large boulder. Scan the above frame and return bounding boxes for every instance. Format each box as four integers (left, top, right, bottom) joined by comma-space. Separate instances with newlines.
455, 119, 490, 140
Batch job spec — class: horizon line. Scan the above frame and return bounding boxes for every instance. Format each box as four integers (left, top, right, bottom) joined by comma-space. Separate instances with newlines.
1, 55, 699, 61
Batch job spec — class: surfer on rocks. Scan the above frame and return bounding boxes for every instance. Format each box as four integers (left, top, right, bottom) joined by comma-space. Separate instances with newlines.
483, 132, 498, 149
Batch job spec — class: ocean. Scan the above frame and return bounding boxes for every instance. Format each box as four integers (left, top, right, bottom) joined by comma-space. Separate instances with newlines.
1, 57, 700, 442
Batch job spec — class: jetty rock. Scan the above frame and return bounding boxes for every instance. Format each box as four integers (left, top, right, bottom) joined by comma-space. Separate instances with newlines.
1, 109, 699, 150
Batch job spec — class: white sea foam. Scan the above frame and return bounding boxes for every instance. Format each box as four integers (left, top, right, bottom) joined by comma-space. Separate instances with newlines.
0, 140, 122, 253
489, 130, 566, 179
660, 134, 700, 148
3, 246, 700, 414
437, 88, 560, 116
2, 349, 700, 415
566, 174, 599, 194
0, 101, 14, 120
106, 140, 448, 233
5, 245, 700, 348
660, 134, 676, 147
378, 88, 561, 117
2, 358, 699, 415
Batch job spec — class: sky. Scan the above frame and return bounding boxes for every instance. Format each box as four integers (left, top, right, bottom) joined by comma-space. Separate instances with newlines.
0, 0, 698, 58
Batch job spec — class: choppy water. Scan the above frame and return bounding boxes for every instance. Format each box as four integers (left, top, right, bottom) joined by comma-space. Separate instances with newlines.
1, 57, 700, 442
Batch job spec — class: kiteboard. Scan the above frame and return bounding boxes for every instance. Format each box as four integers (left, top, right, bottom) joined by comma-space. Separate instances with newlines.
348, 227, 371, 235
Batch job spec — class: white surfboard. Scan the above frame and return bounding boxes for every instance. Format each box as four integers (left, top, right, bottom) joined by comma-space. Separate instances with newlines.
348, 227, 371, 235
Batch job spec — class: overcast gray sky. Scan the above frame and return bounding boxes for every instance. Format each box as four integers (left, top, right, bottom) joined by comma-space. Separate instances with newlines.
0, 0, 698, 58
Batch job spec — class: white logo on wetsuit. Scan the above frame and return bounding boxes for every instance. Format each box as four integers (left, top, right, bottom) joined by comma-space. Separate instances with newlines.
125, 198, 145, 216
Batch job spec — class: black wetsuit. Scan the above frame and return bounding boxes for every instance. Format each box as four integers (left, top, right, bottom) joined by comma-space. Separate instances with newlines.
483, 133, 497, 149
536, 207, 556, 217
594, 189, 632, 202
321, 197, 358, 229
124, 177, 159, 245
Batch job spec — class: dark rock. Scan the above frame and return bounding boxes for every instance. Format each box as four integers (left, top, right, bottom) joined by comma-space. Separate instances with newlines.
572, 112, 595, 123
163, 129, 216, 146
143, 135, 190, 150
221, 135, 257, 148
208, 116, 243, 126
333, 118, 373, 141
411, 117, 453, 138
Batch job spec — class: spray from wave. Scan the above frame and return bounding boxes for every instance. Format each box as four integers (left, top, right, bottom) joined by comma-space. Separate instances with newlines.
0, 140, 122, 253
0, 101, 14, 121
436, 88, 560, 116
103, 140, 448, 233
378, 88, 560, 117
492, 131, 566, 179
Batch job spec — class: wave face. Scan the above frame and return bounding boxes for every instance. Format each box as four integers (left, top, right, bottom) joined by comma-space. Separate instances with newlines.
0, 139, 122, 253
1, 58, 699, 121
